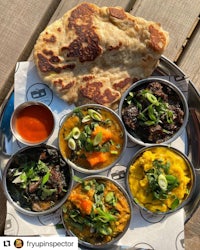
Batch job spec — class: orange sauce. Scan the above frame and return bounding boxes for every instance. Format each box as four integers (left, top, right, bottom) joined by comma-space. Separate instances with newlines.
15, 104, 54, 143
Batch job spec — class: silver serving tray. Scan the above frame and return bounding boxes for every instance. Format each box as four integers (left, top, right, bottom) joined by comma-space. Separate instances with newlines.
0, 56, 200, 223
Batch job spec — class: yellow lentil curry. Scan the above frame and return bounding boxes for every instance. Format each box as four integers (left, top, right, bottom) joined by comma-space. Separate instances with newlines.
128, 147, 192, 213
62, 177, 131, 245
59, 107, 125, 170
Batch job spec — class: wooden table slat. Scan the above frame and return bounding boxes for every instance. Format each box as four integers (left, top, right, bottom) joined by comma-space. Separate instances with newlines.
130, 0, 200, 63
0, 0, 61, 106
185, 207, 200, 249
178, 20, 200, 92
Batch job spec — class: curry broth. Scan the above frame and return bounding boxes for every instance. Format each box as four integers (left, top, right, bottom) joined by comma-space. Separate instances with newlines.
62, 178, 131, 245
59, 108, 124, 170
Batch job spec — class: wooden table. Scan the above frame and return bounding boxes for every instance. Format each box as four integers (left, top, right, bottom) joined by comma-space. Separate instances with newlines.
0, 0, 200, 249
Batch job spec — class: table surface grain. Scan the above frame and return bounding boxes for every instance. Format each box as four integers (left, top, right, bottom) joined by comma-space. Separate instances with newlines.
0, 0, 200, 248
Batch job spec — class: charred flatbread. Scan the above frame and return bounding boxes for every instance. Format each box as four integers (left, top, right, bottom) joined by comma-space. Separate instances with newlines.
33, 2, 169, 108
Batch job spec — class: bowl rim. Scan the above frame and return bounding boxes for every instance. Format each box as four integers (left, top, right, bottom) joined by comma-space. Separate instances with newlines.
2, 144, 74, 216
58, 103, 127, 174
61, 174, 132, 249
125, 144, 196, 215
118, 76, 189, 146
10, 101, 55, 146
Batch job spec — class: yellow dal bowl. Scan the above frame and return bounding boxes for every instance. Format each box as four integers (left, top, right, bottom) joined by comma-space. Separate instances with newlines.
126, 145, 196, 214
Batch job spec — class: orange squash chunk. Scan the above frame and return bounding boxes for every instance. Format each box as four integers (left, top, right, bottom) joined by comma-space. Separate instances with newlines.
92, 126, 112, 144
86, 151, 109, 167
69, 193, 93, 215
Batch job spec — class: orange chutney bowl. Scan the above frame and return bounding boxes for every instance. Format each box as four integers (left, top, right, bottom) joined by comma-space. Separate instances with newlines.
10, 101, 55, 145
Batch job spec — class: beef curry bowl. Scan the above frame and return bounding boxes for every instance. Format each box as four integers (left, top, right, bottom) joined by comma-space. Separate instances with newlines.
118, 77, 189, 146
2, 144, 74, 216
58, 104, 127, 174
62, 175, 132, 248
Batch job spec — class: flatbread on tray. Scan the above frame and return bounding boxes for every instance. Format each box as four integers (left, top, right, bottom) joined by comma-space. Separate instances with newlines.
33, 2, 169, 108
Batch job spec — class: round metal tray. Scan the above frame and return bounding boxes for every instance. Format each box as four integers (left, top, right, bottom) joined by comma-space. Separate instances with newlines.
0, 56, 200, 223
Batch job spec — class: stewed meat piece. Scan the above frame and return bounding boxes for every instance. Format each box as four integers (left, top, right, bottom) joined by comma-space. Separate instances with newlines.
122, 105, 139, 130
148, 81, 168, 101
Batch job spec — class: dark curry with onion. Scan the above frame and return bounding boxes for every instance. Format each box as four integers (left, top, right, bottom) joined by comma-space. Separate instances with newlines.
6, 146, 72, 212
122, 81, 185, 143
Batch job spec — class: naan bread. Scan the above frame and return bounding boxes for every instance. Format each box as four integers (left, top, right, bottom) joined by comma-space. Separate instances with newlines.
33, 2, 169, 108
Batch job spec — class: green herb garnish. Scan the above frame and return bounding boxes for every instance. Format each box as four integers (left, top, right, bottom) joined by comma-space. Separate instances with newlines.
146, 159, 180, 207
65, 179, 118, 236
64, 108, 121, 164
124, 89, 176, 126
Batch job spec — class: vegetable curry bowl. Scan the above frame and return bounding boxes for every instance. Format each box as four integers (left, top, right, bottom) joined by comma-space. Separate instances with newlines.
2, 145, 74, 216
118, 77, 189, 146
58, 104, 127, 174
62, 175, 132, 248
126, 145, 196, 214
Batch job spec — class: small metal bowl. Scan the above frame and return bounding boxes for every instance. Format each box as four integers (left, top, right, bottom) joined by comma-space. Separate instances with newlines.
125, 145, 196, 215
62, 175, 132, 249
58, 104, 127, 174
2, 144, 74, 216
11, 101, 55, 146
118, 77, 189, 146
